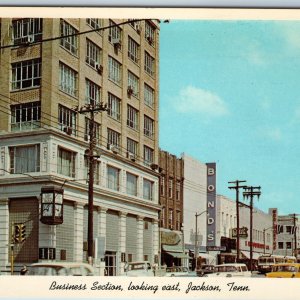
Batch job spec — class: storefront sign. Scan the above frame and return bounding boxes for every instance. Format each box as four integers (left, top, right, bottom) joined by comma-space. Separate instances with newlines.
206, 163, 216, 247
232, 227, 248, 238
161, 231, 181, 245
272, 208, 278, 250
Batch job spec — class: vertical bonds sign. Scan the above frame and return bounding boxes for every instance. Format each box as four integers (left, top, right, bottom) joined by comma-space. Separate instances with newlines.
206, 163, 216, 247
272, 208, 278, 251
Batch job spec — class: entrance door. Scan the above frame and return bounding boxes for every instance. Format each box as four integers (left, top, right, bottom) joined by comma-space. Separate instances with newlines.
105, 252, 116, 276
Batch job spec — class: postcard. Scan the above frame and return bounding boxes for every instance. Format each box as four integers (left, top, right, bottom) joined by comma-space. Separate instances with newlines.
0, 6, 300, 300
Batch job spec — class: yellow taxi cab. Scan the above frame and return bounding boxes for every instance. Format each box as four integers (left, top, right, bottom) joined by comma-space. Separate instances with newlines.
266, 263, 300, 278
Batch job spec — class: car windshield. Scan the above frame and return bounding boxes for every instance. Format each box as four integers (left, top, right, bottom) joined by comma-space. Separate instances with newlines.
30, 266, 68, 275
215, 266, 238, 272
272, 265, 298, 272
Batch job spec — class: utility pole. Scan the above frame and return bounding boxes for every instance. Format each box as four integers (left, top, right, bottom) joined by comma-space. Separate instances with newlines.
77, 103, 107, 264
228, 180, 247, 262
195, 212, 199, 270
243, 186, 261, 272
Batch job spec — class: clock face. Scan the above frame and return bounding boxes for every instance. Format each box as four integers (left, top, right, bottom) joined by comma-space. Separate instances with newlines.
55, 204, 62, 217
42, 193, 53, 217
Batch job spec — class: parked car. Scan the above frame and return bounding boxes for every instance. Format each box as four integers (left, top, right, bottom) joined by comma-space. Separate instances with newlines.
165, 266, 189, 277
203, 263, 251, 277
28, 262, 95, 276
196, 264, 215, 277
124, 261, 155, 277
266, 263, 300, 278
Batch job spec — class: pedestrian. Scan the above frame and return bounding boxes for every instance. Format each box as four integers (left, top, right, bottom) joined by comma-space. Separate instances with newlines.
20, 265, 28, 275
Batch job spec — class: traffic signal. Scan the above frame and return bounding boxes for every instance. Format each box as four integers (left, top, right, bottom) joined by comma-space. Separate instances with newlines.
13, 224, 26, 243
20, 224, 26, 243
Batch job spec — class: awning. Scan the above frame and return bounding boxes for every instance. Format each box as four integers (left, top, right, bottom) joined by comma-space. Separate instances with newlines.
162, 244, 184, 253
241, 251, 261, 260
165, 251, 190, 259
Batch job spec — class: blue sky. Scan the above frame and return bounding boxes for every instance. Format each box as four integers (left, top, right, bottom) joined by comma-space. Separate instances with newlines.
159, 20, 300, 215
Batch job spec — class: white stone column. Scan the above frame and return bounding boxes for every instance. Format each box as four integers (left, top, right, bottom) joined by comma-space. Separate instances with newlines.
98, 207, 107, 276
73, 202, 84, 262
136, 216, 144, 261
0, 198, 9, 270
119, 212, 127, 275
152, 219, 159, 263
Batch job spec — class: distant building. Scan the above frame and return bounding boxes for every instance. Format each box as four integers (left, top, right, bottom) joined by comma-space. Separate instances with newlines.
158, 149, 184, 266
0, 18, 160, 275
274, 214, 300, 257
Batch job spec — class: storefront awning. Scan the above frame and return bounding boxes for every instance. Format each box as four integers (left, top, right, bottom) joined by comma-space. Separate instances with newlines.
241, 251, 261, 260
165, 251, 190, 259
163, 244, 184, 253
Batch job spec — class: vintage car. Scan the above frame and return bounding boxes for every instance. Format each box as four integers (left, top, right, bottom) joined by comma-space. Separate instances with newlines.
265, 263, 300, 278
165, 266, 189, 277
124, 261, 155, 277
29, 262, 95, 276
203, 263, 251, 277
196, 264, 215, 277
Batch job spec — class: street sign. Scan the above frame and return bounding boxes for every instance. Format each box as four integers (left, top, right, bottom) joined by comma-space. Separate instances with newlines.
232, 227, 248, 238
206, 246, 226, 251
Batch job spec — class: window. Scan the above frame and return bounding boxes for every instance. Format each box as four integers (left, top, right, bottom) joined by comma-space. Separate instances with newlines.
84, 118, 100, 144
176, 211, 181, 230
161, 207, 165, 227
86, 39, 101, 69
127, 254, 133, 262
60, 19, 78, 55
168, 209, 173, 229
86, 18, 102, 30
176, 180, 181, 200
85, 79, 101, 106
144, 115, 154, 138
128, 37, 139, 63
108, 93, 121, 121
128, 19, 141, 31
108, 20, 122, 45
278, 242, 284, 249
169, 178, 173, 198
286, 226, 292, 234
107, 165, 120, 191
58, 105, 77, 135
144, 146, 153, 166
286, 242, 292, 249
11, 59, 41, 90
59, 63, 77, 97
127, 138, 138, 156
278, 225, 284, 234
145, 21, 155, 45
11, 101, 40, 131
107, 128, 120, 149
108, 56, 122, 85
160, 175, 165, 196
144, 84, 154, 108
127, 172, 138, 196
9, 144, 40, 174
127, 105, 139, 130
128, 71, 139, 97
144, 52, 155, 77
12, 18, 42, 45
57, 147, 76, 178
84, 158, 100, 185
143, 178, 153, 200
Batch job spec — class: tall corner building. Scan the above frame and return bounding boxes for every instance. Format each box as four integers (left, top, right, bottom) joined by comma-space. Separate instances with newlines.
0, 18, 160, 275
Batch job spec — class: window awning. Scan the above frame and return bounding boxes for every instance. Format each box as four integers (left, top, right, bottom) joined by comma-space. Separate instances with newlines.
241, 251, 261, 260
162, 244, 184, 253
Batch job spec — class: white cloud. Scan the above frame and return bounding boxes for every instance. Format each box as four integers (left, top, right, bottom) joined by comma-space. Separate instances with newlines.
242, 41, 267, 66
174, 86, 229, 117
274, 22, 300, 53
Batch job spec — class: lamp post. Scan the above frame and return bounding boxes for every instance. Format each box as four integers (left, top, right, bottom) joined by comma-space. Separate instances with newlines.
195, 210, 207, 270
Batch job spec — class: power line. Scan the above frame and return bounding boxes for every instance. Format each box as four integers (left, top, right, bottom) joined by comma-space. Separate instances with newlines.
0, 19, 150, 50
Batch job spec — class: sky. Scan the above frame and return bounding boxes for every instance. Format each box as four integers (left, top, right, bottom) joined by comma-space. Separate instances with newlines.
159, 20, 300, 215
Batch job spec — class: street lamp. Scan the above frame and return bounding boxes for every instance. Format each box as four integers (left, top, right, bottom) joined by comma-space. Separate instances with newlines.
195, 210, 207, 270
